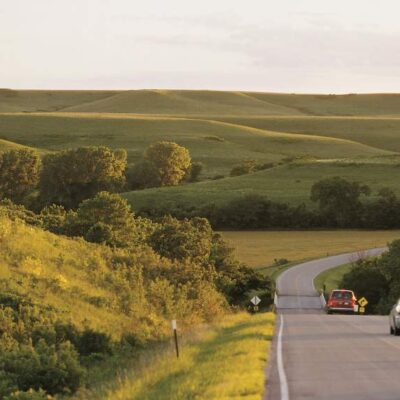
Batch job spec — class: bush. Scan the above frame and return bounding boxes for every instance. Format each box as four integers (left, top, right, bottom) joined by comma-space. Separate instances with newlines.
4, 389, 52, 400
340, 259, 388, 314
78, 329, 112, 356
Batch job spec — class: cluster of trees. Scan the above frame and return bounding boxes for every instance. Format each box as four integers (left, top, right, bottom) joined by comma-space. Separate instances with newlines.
339, 240, 400, 314
0, 142, 201, 210
139, 177, 400, 230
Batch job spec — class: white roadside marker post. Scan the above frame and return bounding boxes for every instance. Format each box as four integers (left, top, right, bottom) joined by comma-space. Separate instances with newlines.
172, 319, 179, 359
251, 296, 261, 313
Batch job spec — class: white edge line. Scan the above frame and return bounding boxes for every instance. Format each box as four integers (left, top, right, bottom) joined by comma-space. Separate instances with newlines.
277, 314, 289, 400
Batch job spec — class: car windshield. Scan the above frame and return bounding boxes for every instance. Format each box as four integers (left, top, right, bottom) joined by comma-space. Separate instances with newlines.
331, 291, 352, 300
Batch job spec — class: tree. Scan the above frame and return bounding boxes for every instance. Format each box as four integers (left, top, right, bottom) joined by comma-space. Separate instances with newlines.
0, 149, 41, 204
149, 216, 213, 263
40, 147, 127, 208
126, 160, 161, 190
364, 188, 400, 229
188, 162, 203, 182
144, 141, 191, 186
69, 192, 139, 247
340, 259, 388, 314
310, 176, 370, 227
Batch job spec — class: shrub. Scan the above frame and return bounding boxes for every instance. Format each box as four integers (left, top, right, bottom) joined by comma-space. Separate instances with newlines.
78, 329, 112, 356
4, 389, 52, 400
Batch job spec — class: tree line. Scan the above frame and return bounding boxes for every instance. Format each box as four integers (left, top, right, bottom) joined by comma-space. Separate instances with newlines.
140, 176, 400, 230
339, 240, 400, 314
0, 141, 201, 210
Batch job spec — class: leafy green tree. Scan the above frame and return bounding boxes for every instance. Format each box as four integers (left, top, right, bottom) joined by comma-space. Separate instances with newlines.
310, 176, 370, 227
68, 192, 139, 247
40, 147, 127, 208
340, 259, 388, 313
364, 188, 400, 229
40, 205, 67, 234
144, 141, 191, 186
0, 149, 41, 204
149, 217, 213, 263
126, 160, 161, 190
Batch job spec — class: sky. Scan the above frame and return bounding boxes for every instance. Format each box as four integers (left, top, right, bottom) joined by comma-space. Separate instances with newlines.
1, 0, 400, 93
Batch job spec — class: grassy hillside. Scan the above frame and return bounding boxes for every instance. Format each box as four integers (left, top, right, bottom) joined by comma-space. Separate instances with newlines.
3, 89, 400, 116
0, 113, 391, 176
123, 161, 400, 210
216, 116, 400, 153
0, 89, 117, 113
0, 216, 134, 338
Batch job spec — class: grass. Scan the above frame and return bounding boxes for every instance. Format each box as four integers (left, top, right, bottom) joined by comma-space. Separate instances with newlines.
314, 263, 353, 294
3, 89, 400, 116
0, 216, 134, 338
76, 311, 275, 400
0, 113, 390, 177
124, 161, 400, 210
220, 230, 400, 268
216, 116, 400, 153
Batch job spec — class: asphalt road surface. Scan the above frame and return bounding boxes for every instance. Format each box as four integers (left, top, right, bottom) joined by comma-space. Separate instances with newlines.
265, 248, 400, 400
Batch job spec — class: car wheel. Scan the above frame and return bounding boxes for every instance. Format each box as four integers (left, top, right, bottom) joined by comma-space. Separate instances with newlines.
390, 325, 394, 335
394, 325, 400, 336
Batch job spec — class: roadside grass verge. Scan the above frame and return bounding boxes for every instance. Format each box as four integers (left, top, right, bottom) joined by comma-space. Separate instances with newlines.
314, 263, 353, 295
75, 312, 275, 400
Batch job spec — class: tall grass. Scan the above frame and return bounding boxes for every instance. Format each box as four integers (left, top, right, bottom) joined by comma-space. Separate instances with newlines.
78, 312, 275, 400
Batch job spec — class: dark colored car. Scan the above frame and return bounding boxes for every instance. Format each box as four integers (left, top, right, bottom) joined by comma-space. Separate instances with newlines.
326, 289, 357, 314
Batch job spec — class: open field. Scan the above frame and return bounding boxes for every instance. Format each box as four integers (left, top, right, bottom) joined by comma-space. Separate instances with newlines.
220, 230, 400, 268
80, 312, 275, 400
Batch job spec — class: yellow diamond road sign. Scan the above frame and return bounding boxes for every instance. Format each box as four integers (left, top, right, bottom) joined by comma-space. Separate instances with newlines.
358, 297, 368, 307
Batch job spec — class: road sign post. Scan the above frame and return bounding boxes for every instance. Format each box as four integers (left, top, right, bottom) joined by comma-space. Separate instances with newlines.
358, 297, 368, 314
251, 296, 261, 312
171, 319, 179, 358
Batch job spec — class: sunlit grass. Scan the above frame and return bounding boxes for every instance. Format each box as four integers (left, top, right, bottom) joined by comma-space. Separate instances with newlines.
82, 312, 275, 400
221, 230, 399, 268
314, 263, 353, 294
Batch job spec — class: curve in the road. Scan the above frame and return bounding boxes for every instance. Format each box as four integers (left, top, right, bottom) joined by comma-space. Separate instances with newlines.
266, 247, 394, 400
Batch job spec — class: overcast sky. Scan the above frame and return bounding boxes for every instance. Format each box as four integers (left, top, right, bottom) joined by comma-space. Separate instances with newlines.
2, 0, 400, 92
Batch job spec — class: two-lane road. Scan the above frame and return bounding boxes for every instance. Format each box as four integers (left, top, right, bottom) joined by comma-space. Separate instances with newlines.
266, 248, 400, 400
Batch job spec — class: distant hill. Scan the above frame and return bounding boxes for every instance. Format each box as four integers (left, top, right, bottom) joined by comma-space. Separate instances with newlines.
2, 89, 400, 116
0, 113, 393, 176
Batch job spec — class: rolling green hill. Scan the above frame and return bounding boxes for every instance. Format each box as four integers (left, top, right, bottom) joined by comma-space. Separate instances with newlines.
215, 116, 400, 153
3, 89, 400, 116
123, 161, 400, 211
0, 113, 391, 176
2, 89, 400, 211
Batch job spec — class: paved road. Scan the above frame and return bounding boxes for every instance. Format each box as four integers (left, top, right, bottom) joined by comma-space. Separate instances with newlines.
265, 247, 400, 400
